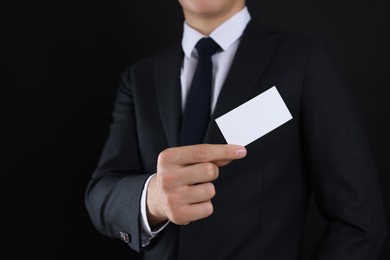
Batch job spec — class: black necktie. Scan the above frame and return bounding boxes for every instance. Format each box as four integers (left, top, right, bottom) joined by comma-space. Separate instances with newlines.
180, 37, 220, 146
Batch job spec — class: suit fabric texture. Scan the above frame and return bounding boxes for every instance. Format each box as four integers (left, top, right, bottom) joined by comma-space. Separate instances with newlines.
85, 20, 386, 260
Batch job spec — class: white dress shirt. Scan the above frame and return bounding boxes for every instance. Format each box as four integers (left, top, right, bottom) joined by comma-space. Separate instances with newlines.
140, 7, 251, 247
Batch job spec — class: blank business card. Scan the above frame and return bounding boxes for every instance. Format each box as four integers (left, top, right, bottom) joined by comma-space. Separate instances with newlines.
215, 86, 293, 146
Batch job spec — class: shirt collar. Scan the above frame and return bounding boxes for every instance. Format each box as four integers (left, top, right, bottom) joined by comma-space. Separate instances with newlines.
182, 7, 251, 58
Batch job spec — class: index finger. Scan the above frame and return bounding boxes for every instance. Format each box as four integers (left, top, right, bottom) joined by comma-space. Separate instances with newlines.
159, 144, 247, 166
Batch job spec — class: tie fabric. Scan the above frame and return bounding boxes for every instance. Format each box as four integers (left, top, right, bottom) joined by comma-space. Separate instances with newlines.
180, 37, 220, 146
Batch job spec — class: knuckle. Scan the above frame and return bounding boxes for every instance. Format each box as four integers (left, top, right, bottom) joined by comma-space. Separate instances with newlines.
204, 202, 214, 217
207, 183, 216, 198
204, 163, 218, 180
158, 148, 174, 165
224, 146, 231, 158
193, 145, 208, 160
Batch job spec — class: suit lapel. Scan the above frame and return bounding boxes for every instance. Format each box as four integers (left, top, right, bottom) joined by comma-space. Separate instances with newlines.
204, 20, 282, 144
153, 22, 282, 147
153, 44, 183, 147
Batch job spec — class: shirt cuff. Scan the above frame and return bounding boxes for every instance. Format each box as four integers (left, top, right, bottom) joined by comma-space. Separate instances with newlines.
140, 174, 170, 247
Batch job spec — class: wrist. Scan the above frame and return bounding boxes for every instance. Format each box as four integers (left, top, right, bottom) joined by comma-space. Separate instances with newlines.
146, 175, 168, 227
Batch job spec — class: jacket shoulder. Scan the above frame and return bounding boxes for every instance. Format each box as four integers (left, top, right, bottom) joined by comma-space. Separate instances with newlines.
125, 42, 182, 73
248, 19, 326, 55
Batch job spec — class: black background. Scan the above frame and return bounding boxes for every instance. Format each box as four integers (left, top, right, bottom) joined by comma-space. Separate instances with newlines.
1, 0, 389, 259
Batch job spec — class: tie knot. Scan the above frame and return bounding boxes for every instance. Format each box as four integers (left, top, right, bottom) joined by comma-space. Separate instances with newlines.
195, 37, 220, 56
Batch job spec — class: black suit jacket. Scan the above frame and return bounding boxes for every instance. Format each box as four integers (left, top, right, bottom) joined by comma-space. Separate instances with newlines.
85, 20, 386, 259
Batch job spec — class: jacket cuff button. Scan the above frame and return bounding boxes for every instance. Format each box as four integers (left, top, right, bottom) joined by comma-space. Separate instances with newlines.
119, 231, 131, 243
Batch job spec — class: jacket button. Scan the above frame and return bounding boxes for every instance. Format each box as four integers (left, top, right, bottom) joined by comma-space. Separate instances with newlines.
119, 231, 131, 243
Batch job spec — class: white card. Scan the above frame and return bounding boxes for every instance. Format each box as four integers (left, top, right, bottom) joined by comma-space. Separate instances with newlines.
215, 86, 293, 146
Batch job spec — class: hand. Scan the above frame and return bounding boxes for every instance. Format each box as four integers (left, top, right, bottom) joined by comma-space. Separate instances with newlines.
146, 144, 247, 226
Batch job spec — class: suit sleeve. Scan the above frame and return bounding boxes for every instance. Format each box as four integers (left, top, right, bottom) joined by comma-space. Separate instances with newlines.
301, 41, 387, 259
84, 67, 148, 252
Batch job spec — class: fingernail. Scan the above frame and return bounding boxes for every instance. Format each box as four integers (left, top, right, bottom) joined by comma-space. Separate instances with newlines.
236, 148, 247, 158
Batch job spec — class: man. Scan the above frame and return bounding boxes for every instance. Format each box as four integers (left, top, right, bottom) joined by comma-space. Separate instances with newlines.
85, 0, 387, 259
